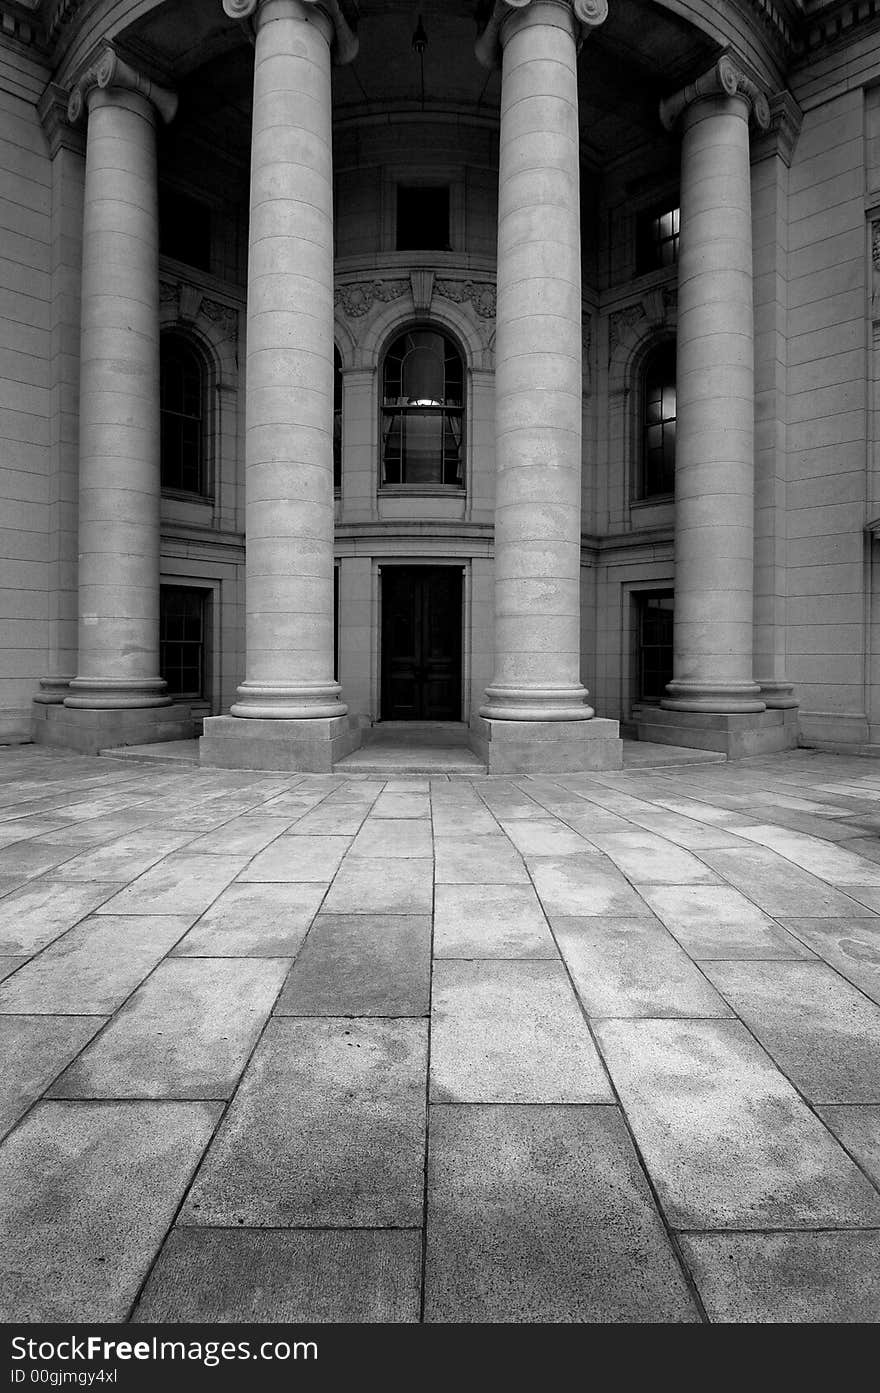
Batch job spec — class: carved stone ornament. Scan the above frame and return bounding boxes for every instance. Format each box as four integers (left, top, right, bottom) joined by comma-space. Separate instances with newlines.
435, 279, 497, 320
475, 0, 608, 68
659, 54, 771, 133
222, 0, 358, 65
334, 279, 409, 318
161, 278, 240, 341
608, 302, 646, 356
67, 46, 177, 126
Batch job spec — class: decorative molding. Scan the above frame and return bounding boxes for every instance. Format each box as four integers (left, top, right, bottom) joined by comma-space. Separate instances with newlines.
37, 81, 85, 158
750, 89, 804, 167
410, 269, 435, 313
659, 55, 771, 133
0, 3, 41, 48
160, 278, 240, 342
607, 286, 677, 361
334, 278, 409, 318
222, 0, 358, 65
475, 0, 607, 69
435, 279, 496, 319
608, 303, 646, 357
67, 46, 177, 126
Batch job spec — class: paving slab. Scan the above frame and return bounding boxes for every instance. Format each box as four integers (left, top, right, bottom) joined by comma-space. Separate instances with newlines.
371, 791, 431, 819
289, 805, 370, 835
528, 856, 646, 917
701, 961, 880, 1104
46, 830, 199, 883
238, 835, 352, 883
0, 1100, 221, 1321
0, 916, 192, 1015
432, 804, 501, 837
588, 831, 722, 885
622, 809, 744, 851
51, 958, 288, 1100
172, 881, 325, 957
275, 914, 431, 1016
181, 1018, 427, 1227
433, 836, 528, 884
497, 819, 592, 859
0, 1016, 105, 1139
433, 883, 557, 959
430, 960, 611, 1103
321, 857, 433, 914
96, 854, 245, 917
425, 1105, 699, 1323
0, 956, 26, 983
350, 818, 433, 859
679, 1232, 880, 1323
133, 1227, 421, 1323
815, 1105, 880, 1188
183, 816, 294, 857
595, 1018, 880, 1230
640, 885, 814, 959
698, 844, 867, 916
553, 916, 733, 1018
733, 824, 880, 885
778, 918, 880, 1005
0, 840, 83, 880
0, 880, 125, 954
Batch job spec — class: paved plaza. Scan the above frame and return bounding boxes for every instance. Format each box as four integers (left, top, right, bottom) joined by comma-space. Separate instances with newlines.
1, 744, 880, 1324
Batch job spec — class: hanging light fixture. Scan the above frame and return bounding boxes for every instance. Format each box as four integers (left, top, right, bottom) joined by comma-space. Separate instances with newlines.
412, 14, 427, 109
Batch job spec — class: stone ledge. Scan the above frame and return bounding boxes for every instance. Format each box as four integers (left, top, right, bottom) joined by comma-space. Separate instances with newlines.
469, 716, 623, 774
199, 716, 362, 773
635, 706, 798, 759
32, 701, 194, 756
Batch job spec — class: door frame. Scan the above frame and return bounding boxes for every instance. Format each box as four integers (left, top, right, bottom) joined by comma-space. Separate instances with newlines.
375, 559, 469, 723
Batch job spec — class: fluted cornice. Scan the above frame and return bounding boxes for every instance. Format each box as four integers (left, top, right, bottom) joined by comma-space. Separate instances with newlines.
222, 0, 358, 65
475, 0, 607, 69
659, 55, 771, 133
66, 45, 177, 125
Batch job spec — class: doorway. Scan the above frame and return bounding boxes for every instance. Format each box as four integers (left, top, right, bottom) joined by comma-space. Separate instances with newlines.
381, 566, 462, 720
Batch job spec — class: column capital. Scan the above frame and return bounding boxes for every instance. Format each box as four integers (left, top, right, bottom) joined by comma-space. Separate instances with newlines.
659, 54, 770, 133
475, 0, 607, 69
67, 46, 177, 126
222, 0, 358, 65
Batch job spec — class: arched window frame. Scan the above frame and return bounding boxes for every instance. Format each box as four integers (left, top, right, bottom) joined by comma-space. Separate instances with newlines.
160, 330, 212, 499
636, 336, 676, 501
379, 325, 466, 490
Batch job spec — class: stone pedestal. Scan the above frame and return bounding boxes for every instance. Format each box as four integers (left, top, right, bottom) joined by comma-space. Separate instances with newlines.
200, 716, 359, 773
470, 716, 622, 774
34, 701, 193, 756
635, 705, 798, 758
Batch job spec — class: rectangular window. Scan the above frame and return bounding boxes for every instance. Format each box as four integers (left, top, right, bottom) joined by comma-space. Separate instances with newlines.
159, 190, 212, 272
636, 203, 679, 275
396, 185, 450, 251
637, 591, 674, 704
160, 587, 208, 700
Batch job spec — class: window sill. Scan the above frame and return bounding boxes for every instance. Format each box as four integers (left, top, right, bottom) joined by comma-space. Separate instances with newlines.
162, 489, 215, 504
379, 485, 465, 497
630, 494, 674, 509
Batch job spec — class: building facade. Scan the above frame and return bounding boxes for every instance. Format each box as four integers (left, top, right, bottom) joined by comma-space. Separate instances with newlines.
1, 0, 878, 770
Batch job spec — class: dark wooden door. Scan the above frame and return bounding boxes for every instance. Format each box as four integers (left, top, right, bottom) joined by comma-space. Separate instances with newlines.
381, 567, 462, 720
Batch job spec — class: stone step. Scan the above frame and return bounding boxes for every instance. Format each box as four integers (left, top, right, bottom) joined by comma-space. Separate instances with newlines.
99, 739, 200, 767
623, 741, 727, 768
334, 743, 487, 775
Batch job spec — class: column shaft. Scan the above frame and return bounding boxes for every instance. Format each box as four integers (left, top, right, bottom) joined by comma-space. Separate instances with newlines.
481, 0, 592, 722
231, 0, 344, 720
662, 92, 764, 713
66, 87, 167, 709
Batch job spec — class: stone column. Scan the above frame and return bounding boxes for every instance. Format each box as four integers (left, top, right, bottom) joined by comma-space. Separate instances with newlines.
200, 0, 360, 772
40, 50, 192, 754
636, 57, 797, 756
472, 0, 621, 773
660, 58, 767, 715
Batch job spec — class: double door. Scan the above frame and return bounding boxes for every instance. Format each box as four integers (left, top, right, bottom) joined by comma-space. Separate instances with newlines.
381, 567, 462, 721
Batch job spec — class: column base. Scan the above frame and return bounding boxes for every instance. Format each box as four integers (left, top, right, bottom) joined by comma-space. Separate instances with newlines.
469, 716, 622, 774
758, 681, 800, 710
65, 677, 171, 709
199, 715, 362, 773
33, 675, 75, 705
661, 680, 765, 714
635, 705, 799, 758
32, 700, 194, 755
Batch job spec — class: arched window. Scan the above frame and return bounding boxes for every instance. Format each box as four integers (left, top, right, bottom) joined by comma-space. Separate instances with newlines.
381, 328, 464, 487
640, 340, 676, 498
160, 333, 208, 496
333, 346, 342, 491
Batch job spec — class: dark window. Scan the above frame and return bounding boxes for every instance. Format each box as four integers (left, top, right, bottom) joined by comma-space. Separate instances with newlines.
381, 329, 464, 487
637, 591, 674, 704
160, 587, 207, 699
161, 335, 208, 496
636, 203, 679, 274
396, 185, 450, 251
159, 190, 212, 272
640, 340, 676, 498
333, 347, 342, 491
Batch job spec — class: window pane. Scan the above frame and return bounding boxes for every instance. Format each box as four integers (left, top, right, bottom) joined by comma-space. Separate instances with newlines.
160, 587, 206, 699
160, 337, 207, 496
381, 331, 464, 487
